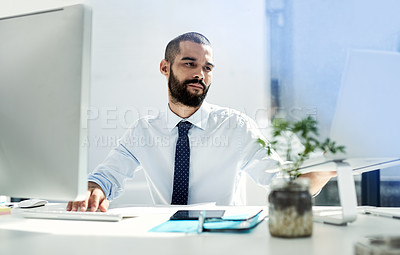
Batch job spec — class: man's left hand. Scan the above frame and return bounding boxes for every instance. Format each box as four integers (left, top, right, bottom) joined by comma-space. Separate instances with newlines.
300, 171, 337, 196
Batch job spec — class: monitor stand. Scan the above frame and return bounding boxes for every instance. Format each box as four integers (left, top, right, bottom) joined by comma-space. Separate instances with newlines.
313, 161, 358, 226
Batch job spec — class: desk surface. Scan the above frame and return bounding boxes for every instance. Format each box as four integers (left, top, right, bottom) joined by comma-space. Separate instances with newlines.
1, 204, 399, 255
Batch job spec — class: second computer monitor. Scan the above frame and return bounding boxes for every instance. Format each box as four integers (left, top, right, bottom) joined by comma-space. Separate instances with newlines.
0, 4, 91, 201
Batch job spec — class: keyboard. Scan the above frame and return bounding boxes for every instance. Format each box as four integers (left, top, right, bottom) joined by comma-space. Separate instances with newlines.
21, 209, 123, 222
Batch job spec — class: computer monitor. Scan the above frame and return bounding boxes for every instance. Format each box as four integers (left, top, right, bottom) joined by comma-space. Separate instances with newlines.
0, 4, 91, 201
329, 49, 400, 171
301, 49, 400, 173
302, 49, 400, 225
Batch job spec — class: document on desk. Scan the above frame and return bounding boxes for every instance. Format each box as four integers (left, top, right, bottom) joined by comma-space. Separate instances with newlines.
362, 207, 400, 219
107, 203, 218, 218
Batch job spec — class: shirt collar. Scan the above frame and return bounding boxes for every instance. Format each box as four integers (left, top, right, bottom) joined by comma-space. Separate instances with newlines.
166, 101, 211, 132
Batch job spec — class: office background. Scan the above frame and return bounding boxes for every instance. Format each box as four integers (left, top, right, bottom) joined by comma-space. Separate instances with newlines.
1, 0, 399, 206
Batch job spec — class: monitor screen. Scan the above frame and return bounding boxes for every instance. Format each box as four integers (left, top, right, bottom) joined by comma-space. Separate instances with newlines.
330, 49, 400, 159
301, 49, 400, 173
329, 49, 400, 172
0, 4, 91, 201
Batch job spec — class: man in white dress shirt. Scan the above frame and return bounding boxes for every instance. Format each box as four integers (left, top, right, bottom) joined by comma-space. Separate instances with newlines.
67, 32, 335, 212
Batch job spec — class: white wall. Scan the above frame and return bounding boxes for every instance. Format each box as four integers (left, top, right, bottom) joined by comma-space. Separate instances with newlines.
1, 0, 270, 204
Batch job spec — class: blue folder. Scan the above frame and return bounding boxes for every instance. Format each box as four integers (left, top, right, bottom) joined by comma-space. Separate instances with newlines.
149, 210, 265, 233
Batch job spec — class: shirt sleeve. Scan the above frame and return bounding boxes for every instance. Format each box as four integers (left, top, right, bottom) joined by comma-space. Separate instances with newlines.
238, 115, 283, 187
88, 143, 141, 200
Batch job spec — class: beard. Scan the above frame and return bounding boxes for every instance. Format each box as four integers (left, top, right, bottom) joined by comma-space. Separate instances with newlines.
168, 68, 210, 107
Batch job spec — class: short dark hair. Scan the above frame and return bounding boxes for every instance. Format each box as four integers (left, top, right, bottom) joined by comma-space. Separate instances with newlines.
164, 32, 211, 64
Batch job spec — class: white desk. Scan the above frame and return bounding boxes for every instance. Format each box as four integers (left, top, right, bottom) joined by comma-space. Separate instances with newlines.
1, 204, 399, 255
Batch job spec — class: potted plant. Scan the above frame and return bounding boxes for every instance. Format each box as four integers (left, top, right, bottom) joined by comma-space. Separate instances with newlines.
258, 116, 345, 238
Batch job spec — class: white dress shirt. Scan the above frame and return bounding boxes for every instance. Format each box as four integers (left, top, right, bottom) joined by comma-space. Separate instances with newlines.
88, 102, 282, 205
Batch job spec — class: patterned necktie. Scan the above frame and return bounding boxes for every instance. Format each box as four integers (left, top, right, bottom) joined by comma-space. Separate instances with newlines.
171, 121, 192, 205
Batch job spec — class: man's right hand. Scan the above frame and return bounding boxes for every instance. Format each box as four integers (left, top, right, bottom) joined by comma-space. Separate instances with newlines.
66, 182, 109, 212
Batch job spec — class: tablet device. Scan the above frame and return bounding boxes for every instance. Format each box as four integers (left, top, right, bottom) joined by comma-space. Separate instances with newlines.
170, 210, 225, 220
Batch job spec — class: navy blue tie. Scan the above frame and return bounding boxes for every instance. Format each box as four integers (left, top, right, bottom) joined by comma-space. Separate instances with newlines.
171, 121, 192, 205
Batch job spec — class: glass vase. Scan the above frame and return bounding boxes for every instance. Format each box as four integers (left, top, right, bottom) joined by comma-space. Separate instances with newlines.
268, 178, 313, 238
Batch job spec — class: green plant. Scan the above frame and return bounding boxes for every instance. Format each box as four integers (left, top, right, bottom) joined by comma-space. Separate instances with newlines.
258, 116, 345, 180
